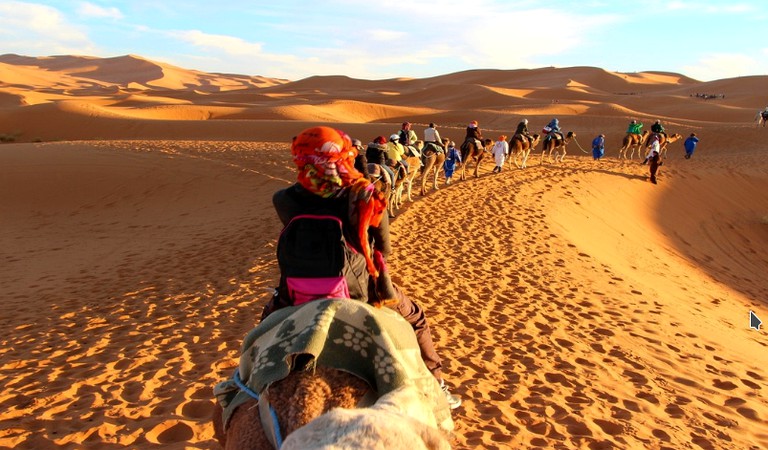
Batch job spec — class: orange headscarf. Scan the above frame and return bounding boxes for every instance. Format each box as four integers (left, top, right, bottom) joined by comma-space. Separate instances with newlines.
291, 126, 387, 277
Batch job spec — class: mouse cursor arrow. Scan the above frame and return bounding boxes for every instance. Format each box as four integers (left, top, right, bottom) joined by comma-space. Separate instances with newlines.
750, 310, 762, 331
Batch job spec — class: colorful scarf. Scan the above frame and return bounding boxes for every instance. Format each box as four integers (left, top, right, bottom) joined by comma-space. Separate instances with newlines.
291, 126, 387, 278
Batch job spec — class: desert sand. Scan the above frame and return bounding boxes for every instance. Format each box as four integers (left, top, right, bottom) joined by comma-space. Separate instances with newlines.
1, 54, 767, 449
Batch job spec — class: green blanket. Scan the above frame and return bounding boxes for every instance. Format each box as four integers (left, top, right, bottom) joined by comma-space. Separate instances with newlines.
215, 299, 450, 431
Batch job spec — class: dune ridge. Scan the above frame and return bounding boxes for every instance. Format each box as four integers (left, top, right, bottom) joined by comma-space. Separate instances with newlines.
1, 54, 767, 449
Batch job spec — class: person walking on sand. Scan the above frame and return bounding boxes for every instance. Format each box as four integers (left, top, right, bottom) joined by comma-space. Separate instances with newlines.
443, 141, 461, 184
683, 133, 699, 159
649, 148, 662, 184
591, 134, 605, 160
491, 135, 509, 173
642, 134, 661, 165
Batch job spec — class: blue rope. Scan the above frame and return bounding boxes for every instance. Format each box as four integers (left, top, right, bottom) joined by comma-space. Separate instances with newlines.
233, 369, 284, 448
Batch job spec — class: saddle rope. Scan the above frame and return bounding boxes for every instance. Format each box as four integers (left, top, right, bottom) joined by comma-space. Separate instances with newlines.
233, 369, 284, 449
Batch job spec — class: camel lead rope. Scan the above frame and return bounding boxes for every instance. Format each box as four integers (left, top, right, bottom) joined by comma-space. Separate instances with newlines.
571, 136, 590, 154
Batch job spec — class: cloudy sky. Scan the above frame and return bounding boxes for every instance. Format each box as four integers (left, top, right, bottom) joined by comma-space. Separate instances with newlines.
1, 0, 766, 81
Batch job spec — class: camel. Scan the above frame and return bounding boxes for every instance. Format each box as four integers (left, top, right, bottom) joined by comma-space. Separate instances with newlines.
459, 138, 492, 180
618, 130, 649, 160
212, 299, 453, 450
419, 139, 447, 196
541, 131, 575, 164
658, 133, 683, 159
641, 133, 683, 162
757, 110, 768, 128
281, 385, 452, 450
508, 133, 540, 169
390, 154, 422, 212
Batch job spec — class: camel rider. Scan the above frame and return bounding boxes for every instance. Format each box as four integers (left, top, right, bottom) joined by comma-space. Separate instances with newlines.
514, 119, 533, 146
544, 118, 563, 143
627, 119, 643, 136
423, 123, 444, 150
464, 120, 484, 151
366, 136, 396, 186
651, 119, 667, 143
398, 122, 420, 159
387, 133, 410, 175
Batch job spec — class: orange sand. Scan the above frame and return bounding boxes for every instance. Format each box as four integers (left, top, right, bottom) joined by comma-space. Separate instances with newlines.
1, 54, 767, 449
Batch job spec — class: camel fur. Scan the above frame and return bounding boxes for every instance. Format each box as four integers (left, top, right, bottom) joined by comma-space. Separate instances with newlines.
281, 385, 452, 450
541, 131, 575, 164
508, 133, 540, 169
459, 138, 492, 180
212, 299, 454, 450
213, 366, 371, 450
618, 130, 649, 160
391, 150, 422, 211
419, 139, 448, 195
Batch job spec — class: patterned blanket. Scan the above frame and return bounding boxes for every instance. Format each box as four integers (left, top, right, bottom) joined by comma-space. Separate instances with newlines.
215, 298, 452, 432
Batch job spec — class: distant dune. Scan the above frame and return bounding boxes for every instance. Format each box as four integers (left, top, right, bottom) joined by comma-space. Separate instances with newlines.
1, 53, 765, 143
1, 54, 767, 450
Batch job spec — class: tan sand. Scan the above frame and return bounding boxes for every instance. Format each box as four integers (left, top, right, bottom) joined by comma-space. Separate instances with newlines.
1, 55, 767, 449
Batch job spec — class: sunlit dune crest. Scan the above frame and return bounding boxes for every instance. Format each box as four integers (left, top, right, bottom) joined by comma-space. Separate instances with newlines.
0, 54, 766, 450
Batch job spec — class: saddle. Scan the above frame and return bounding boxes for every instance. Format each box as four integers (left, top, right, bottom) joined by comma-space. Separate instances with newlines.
512, 133, 532, 144
422, 142, 443, 157
404, 145, 421, 158
215, 299, 454, 438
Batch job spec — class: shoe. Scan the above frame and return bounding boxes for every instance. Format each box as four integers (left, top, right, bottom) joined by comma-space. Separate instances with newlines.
440, 379, 461, 410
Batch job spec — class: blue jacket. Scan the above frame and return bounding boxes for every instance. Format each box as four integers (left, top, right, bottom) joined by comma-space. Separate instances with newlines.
592, 136, 605, 149
684, 136, 699, 152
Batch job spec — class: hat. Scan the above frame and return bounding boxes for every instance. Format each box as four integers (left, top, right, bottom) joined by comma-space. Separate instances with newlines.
352, 139, 363, 148
469, 120, 478, 127
374, 135, 387, 145
523, 119, 528, 124
291, 126, 361, 197
389, 134, 400, 142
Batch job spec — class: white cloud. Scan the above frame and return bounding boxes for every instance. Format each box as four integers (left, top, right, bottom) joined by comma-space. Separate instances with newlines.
0, 2, 95, 55
681, 53, 768, 80
77, 2, 124, 20
663, 0, 754, 13
170, 30, 263, 56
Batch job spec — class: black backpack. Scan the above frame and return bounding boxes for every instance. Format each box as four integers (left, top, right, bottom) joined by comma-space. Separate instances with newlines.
276, 214, 369, 306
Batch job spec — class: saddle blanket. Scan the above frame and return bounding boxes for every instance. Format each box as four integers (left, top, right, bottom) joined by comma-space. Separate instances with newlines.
215, 298, 451, 431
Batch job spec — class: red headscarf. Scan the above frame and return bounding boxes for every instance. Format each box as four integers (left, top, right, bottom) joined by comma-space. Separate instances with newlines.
291, 126, 387, 277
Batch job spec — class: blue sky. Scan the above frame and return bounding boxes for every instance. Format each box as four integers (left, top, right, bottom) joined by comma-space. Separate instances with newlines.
1, 0, 766, 81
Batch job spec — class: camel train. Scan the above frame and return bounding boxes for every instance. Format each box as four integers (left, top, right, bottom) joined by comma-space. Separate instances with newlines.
211, 121, 687, 449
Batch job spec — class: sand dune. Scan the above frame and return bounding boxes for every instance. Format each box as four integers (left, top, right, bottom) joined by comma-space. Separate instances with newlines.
0, 54, 767, 449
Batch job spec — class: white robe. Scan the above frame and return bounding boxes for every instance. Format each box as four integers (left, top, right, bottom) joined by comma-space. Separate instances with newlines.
492, 140, 508, 166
